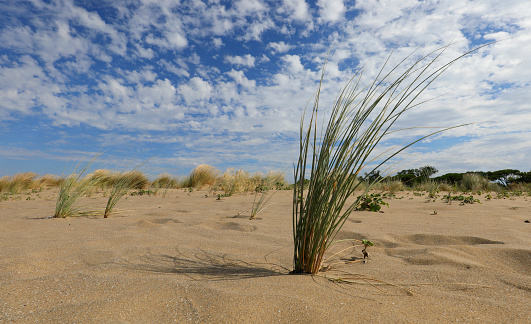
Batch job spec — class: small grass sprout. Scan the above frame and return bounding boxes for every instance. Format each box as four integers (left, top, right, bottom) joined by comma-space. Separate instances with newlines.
361, 239, 374, 260
250, 188, 277, 220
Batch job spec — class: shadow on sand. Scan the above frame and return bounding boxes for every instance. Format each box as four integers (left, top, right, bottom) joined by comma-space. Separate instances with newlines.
119, 249, 288, 281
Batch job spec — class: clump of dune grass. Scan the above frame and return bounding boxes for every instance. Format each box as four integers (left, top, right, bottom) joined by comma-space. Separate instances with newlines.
413, 179, 441, 195
374, 179, 405, 194
185, 164, 219, 189
152, 173, 180, 189
214, 169, 287, 196
122, 170, 149, 189
0, 176, 8, 193
213, 168, 251, 195
460, 173, 494, 192
437, 181, 453, 192
292, 44, 486, 275
33, 174, 62, 189
261, 171, 287, 190
55, 156, 102, 218
104, 169, 149, 218
87, 169, 120, 189
0, 172, 38, 193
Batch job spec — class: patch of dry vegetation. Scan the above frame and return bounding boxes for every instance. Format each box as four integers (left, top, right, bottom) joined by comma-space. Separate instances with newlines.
183, 164, 220, 189
212, 169, 287, 196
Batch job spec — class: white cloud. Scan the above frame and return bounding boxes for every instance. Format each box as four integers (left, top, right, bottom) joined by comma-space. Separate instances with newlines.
226, 69, 256, 89
235, 0, 267, 15
267, 41, 293, 54
212, 37, 223, 48
279, 0, 311, 21
178, 77, 213, 105
224, 54, 256, 67
317, 0, 345, 23
282, 55, 305, 75
0, 55, 59, 117
1, 0, 531, 177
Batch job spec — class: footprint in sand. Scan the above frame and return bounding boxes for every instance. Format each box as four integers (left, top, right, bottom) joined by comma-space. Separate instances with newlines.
204, 221, 257, 232
137, 218, 181, 227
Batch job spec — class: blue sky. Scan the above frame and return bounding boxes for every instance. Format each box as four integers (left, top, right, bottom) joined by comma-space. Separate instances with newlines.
1, 0, 530, 179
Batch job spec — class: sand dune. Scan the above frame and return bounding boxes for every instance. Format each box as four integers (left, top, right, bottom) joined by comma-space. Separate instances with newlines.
1, 189, 530, 323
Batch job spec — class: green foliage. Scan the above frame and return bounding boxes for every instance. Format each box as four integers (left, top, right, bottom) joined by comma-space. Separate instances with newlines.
356, 193, 389, 212
130, 189, 156, 196
395, 165, 438, 183
442, 194, 481, 205
361, 239, 374, 259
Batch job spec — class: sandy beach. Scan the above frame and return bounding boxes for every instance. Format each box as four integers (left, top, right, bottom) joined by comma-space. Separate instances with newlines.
1, 189, 529, 323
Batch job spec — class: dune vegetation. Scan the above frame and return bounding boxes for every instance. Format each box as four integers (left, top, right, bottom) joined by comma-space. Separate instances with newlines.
290, 43, 530, 275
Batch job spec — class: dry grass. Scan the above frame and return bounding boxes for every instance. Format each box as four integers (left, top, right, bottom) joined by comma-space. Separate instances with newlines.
0, 172, 38, 193
213, 169, 287, 196
33, 174, 62, 189
120, 170, 149, 189
87, 169, 120, 189
152, 173, 181, 189
460, 173, 496, 192
374, 179, 405, 194
184, 165, 220, 189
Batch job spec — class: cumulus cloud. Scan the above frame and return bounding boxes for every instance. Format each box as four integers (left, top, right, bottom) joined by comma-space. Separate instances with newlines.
267, 41, 293, 54
224, 54, 256, 67
317, 0, 345, 23
1, 0, 530, 177
279, 0, 311, 21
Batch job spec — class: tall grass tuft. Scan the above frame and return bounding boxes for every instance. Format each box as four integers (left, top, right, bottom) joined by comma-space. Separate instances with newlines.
293, 45, 485, 274
34, 174, 62, 189
0, 172, 38, 193
213, 168, 251, 195
374, 179, 405, 194
460, 172, 494, 192
0, 176, 8, 193
55, 156, 102, 218
214, 169, 286, 195
185, 164, 220, 189
104, 170, 149, 218
88, 169, 119, 189
152, 173, 180, 189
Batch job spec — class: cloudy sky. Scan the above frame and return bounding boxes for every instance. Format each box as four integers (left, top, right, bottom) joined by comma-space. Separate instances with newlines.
1, 0, 530, 179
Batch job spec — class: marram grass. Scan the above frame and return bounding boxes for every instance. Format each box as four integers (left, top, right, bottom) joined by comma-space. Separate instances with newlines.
54, 155, 102, 218
293, 44, 490, 275
104, 170, 148, 218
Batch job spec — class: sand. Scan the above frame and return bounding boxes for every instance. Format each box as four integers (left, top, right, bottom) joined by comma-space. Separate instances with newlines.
0, 189, 530, 323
